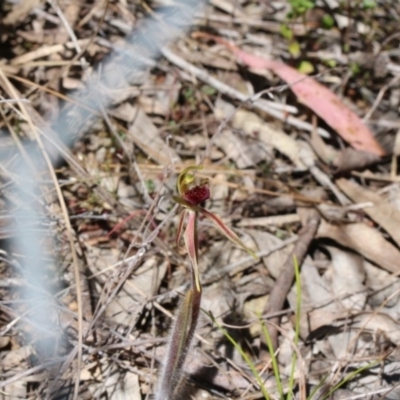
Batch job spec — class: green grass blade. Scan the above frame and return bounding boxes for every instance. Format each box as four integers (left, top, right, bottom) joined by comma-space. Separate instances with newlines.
307, 373, 329, 400
260, 318, 284, 399
320, 361, 380, 400
209, 313, 271, 400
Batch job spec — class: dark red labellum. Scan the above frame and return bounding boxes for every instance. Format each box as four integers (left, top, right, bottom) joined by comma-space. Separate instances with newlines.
183, 184, 210, 205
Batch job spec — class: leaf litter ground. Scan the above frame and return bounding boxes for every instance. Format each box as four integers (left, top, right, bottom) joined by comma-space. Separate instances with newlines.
1, 0, 400, 399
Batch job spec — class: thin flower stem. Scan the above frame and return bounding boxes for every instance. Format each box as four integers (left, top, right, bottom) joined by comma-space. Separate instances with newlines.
156, 289, 195, 400
184, 210, 201, 292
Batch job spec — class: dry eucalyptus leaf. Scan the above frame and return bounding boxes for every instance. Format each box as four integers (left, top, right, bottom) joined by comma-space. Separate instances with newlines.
112, 370, 141, 400
213, 129, 267, 168
326, 246, 366, 311
329, 330, 360, 360
128, 106, 180, 165
87, 249, 167, 325
219, 39, 384, 155
238, 214, 300, 227
200, 281, 235, 319
246, 229, 295, 279
301, 261, 339, 332
138, 95, 170, 116
109, 102, 137, 123
317, 220, 400, 274
3, 0, 42, 25
89, 365, 141, 400
336, 178, 400, 247
351, 312, 400, 346
214, 99, 304, 168
364, 260, 400, 308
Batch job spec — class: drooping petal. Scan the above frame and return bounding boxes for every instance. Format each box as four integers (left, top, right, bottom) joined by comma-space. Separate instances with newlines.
176, 209, 187, 249
199, 207, 258, 259
184, 210, 201, 292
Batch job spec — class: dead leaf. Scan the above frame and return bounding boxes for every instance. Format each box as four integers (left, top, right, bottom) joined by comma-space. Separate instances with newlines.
310, 130, 380, 172
351, 312, 400, 346
364, 260, 400, 308
292, 260, 339, 337
197, 34, 385, 156
247, 229, 295, 279
112, 370, 141, 400
238, 214, 300, 227
3, 0, 43, 25
310, 128, 338, 165
88, 364, 141, 399
213, 129, 267, 168
326, 246, 366, 311
336, 178, 400, 248
109, 102, 137, 123
128, 106, 180, 165
317, 220, 400, 274
105, 257, 168, 324
246, 55, 385, 156
215, 99, 305, 168
333, 148, 380, 173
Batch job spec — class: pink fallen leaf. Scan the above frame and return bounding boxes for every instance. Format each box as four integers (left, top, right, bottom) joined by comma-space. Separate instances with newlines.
194, 33, 385, 157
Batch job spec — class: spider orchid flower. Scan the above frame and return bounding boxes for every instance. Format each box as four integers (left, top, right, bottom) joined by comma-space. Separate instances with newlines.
156, 166, 258, 400
173, 166, 258, 291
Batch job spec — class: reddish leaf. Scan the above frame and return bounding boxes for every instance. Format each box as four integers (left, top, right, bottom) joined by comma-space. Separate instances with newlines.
194, 33, 385, 157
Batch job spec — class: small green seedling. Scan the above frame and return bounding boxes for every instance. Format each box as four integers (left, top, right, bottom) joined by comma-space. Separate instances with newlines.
287, 0, 316, 18
213, 256, 303, 399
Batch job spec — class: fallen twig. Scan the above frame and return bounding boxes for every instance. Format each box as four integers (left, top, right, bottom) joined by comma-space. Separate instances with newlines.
260, 207, 320, 357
